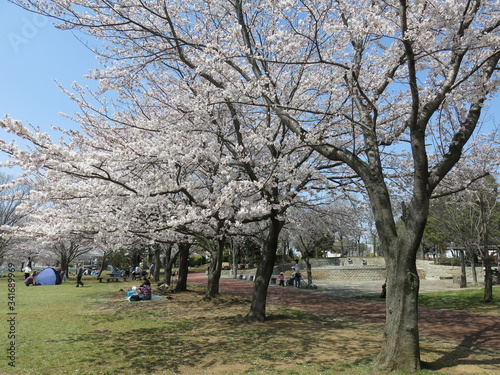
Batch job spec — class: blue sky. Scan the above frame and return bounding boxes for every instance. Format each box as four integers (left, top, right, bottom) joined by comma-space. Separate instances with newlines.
0, 2, 97, 145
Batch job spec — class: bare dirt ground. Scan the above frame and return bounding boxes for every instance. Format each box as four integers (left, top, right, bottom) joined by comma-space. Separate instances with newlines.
161, 272, 500, 375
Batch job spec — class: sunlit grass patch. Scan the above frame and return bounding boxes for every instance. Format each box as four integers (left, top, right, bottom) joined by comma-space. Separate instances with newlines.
354, 286, 500, 315
418, 287, 500, 314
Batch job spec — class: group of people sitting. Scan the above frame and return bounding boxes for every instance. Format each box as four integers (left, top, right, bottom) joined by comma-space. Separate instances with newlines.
131, 265, 151, 280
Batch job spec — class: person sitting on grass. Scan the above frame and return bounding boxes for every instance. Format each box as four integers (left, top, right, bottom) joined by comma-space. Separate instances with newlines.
139, 279, 152, 300
380, 281, 387, 298
24, 271, 37, 286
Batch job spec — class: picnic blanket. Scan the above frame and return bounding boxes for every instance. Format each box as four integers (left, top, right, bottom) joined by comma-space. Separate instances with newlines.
126, 294, 166, 301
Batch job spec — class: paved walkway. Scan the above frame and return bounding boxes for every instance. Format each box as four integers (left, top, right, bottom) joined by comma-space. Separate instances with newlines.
187, 273, 500, 353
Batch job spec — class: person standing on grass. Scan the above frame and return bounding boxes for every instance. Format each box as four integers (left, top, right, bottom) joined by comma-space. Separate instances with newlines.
293, 260, 301, 288
23, 264, 32, 279
76, 264, 84, 287
149, 263, 155, 278
278, 272, 285, 286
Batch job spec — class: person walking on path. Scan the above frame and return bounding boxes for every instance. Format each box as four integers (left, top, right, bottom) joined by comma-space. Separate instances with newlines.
76, 264, 84, 287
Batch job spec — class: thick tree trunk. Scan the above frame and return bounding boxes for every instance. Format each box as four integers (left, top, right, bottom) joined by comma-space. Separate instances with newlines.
459, 249, 467, 288
367, 175, 425, 373
483, 255, 493, 302
163, 244, 173, 284
60, 254, 69, 279
166, 250, 179, 286
232, 244, 239, 279
478, 193, 493, 302
471, 254, 478, 284
246, 216, 284, 322
230, 238, 239, 279
97, 252, 110, 279
374, 242, 421, 373
153, 244, 161, 282
206, 238, 224, 299
305, 257, 312, 286
174, 243, 190, 292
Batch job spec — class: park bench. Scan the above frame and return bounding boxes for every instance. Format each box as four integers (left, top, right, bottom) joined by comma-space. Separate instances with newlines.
97, 276, 128, 282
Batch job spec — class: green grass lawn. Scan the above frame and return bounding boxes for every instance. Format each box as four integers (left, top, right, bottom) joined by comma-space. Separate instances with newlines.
1, 272, 498, 375
1, 273, 376, 375
1, 273, 145, 375
418, 287, 500, 314
355, 285, 500, 315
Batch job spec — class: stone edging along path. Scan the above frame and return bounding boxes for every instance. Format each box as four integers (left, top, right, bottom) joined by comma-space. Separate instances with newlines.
187, 272, 500, 354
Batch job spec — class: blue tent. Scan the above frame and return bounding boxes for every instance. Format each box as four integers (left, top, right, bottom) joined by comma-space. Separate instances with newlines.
35, 268, 62, 285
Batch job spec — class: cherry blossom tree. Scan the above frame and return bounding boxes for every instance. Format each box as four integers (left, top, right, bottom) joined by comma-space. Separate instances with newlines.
286, 201, 365, 285
3, 60, 329, 308
0, 173, 29, 266
434, 176, 499, 301
2, 0, 500, 373
48, 238, 94, 278
2, 31, 331, 312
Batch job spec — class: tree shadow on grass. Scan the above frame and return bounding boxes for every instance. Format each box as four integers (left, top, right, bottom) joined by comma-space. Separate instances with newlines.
67, 305, 380, 375
422, 323, 500, 371
73, 326, 205, 374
